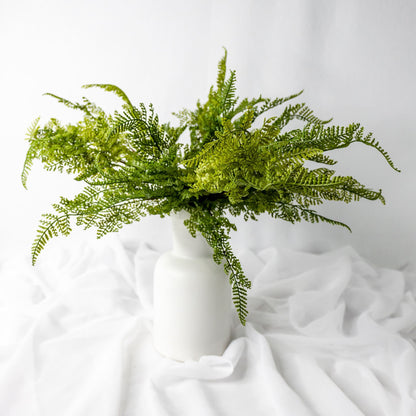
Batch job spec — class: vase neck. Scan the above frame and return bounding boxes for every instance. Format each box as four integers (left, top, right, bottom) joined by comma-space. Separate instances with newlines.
171, 211, 212, 258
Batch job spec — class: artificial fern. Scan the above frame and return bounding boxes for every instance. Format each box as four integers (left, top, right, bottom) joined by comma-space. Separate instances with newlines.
23, 49, 399, 325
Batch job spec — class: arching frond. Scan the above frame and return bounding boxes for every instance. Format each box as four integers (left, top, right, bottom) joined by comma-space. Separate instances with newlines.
21, 117, 40, 189
82, 83, 134, 109
31, 214, 72, 265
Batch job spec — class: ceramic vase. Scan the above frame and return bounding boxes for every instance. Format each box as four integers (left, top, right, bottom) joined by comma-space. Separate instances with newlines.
153, 211, 231, 361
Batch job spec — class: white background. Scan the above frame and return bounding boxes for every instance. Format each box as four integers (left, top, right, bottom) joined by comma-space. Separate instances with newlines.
0, 0, 414, 269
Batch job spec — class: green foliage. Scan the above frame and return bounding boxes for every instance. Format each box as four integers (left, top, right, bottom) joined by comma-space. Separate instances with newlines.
22, 49, 399, 325
184, 207, 251, 325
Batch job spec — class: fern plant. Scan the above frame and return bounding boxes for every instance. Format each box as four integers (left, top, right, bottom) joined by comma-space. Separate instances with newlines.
22, 49, 399, 325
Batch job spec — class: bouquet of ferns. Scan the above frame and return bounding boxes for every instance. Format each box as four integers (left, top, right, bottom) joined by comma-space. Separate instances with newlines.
22, 50, 399, 324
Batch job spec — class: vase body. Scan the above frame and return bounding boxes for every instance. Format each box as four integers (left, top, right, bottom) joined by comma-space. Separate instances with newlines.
153, 211, 231, 361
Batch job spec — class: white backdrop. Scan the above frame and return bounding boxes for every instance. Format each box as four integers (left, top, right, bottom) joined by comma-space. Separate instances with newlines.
0, 0, 415, 269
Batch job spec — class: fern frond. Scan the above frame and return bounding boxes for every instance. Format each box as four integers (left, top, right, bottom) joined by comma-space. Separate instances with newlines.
308, 153, 338, 166
43, 93, 92, 115
185, 208, 251, 325
353, 131, 400, 172
299, 208, 351, 231
109, 107, 146, 138
21, 117, 40, 189
229, 96, 265, 120
219, 70, 237, 114
32, 214, 72, 265
252, 90, 304, 119
274, 103, 330, 132
108, 103, 172, 158
82, 84, 134, 110
216, 48, 228, 91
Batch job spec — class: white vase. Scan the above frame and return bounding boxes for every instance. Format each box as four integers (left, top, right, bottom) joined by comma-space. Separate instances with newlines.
153, 211, 232, 361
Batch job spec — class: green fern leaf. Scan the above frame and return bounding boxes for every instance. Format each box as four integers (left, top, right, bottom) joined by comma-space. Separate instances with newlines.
32, 214, 72, 265
21, 117, 40, 189
82, 84, 134, 110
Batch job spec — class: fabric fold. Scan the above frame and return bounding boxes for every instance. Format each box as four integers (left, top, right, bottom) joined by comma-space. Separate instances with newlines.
0, 237, 415, 415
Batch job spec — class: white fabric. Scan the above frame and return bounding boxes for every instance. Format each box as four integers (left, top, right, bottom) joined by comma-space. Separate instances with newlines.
0, 235, 415, 416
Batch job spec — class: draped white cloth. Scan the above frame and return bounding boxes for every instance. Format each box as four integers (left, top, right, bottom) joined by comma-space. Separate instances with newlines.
0, 234, 415, 416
